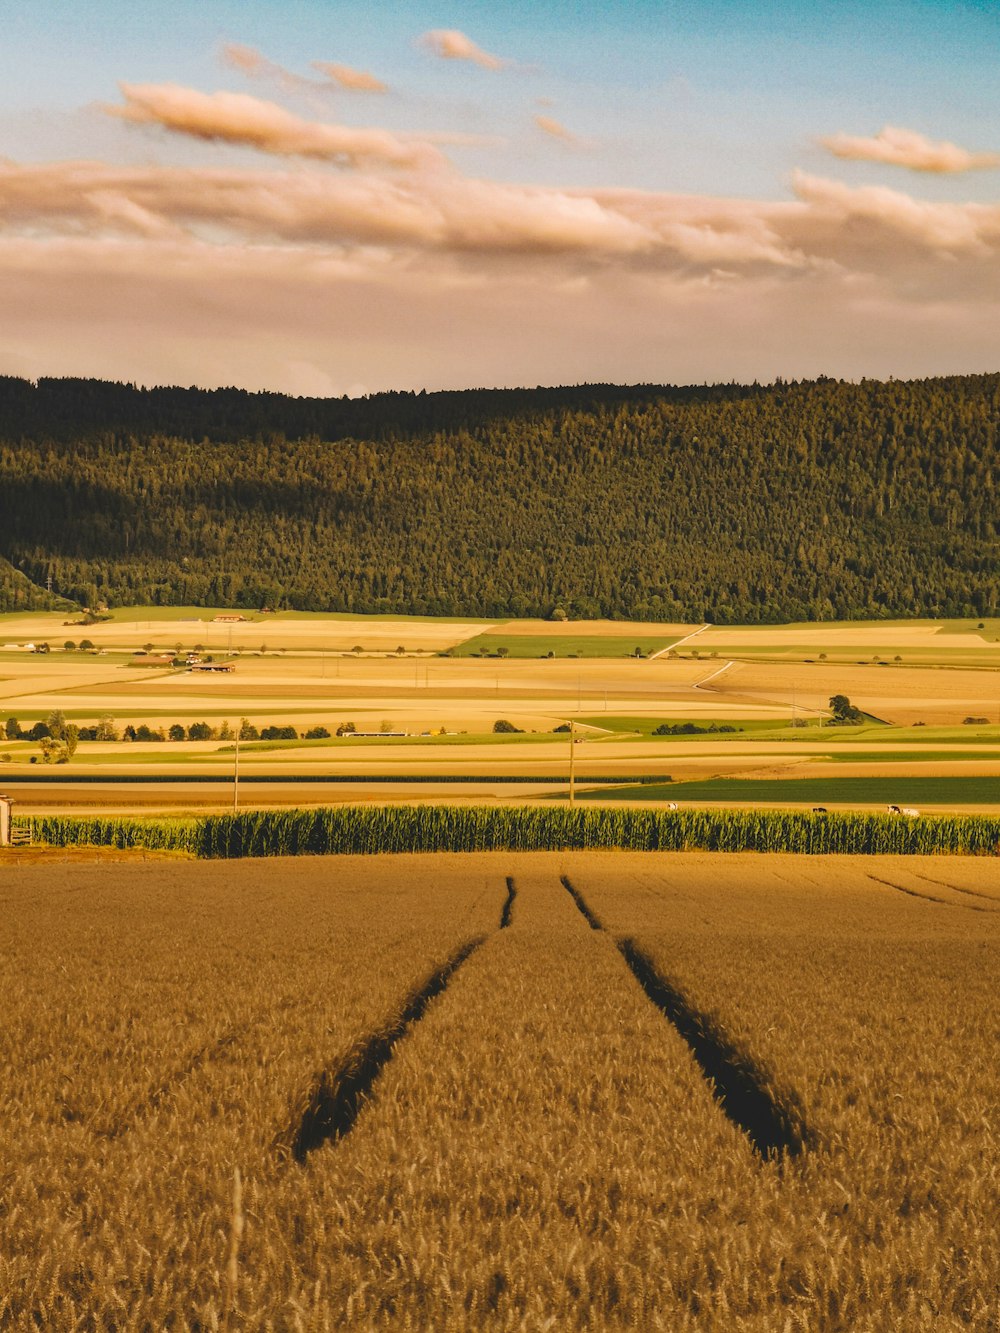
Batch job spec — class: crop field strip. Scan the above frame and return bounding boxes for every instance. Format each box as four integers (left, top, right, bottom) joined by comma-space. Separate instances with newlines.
263, 868, 803, 1329
20, 803, 1000, 857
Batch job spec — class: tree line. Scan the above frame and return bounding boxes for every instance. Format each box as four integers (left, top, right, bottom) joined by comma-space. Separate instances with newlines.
1, 373, 998, 622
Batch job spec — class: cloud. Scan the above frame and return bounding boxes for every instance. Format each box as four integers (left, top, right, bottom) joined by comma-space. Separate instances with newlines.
820, 124, 1000, 174
418, 29, 506, 70
221, 43, 292, 83
791, 170, 998, 255
534, 115, 577, 143
106, 83, 445, 169
7, 82, 1000, 392
9, 157, 1000, 283
221, 44, 387, 97
5, 230, 1000, 395
219, 42, 323, 98
312, 62, 387, 94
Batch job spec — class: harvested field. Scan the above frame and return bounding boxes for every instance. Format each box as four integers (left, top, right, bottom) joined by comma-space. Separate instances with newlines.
708, 660, 1000, 726
1, 851, 996, 1330
4, 611, 1000, 813
0, 609, 490, 653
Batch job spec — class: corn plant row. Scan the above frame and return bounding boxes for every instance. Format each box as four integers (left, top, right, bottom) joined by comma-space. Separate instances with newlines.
24, 807, 1000, 857
24, 814, 202, 854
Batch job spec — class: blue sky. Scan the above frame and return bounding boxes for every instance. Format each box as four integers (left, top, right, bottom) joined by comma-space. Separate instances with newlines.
5, 0, 999, 195
1, 1, 999, 391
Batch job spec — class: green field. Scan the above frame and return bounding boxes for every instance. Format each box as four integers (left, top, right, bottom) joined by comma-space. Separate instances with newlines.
582, 777, 1000, 805
825, 749, 1000, 764
452, 634, 679, 658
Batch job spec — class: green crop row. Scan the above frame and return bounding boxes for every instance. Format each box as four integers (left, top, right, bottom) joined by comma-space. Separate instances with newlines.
22, 806, 1000, 858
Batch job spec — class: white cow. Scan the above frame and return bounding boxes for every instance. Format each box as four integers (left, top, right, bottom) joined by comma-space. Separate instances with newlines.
887, 805, 920, 817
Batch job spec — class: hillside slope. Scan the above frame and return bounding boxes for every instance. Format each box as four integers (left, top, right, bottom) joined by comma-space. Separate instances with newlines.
1, 374, 997, 620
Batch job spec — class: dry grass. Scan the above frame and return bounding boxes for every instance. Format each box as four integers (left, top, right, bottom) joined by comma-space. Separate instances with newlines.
0, 851, 997, 1329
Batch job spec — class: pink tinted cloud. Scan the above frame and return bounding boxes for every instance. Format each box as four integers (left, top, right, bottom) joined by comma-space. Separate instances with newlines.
8, 158, 1000, 279
312, 62, 387, 93
5, 231, 999, 395
792, 171, 998, 254
820, 125, 1000, 173
534, 115, 577, 143
5, 140, 1000, 393
106, 83, 444, 169
418, 29, 506, 70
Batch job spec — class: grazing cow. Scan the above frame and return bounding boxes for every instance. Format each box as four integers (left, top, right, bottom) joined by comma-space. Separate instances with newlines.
901, 806, 920, 817
812, 806, 828, 813
666, 801, 679, 811
887, 804, 901, 814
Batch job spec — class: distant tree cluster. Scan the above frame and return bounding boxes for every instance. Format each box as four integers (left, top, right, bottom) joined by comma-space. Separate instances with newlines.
652, 722, 740, 735
2, 373, 999, 621
828, 695, 865, 725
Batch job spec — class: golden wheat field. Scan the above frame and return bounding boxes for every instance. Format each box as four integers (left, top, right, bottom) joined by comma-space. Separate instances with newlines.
1, 850, 997, 1331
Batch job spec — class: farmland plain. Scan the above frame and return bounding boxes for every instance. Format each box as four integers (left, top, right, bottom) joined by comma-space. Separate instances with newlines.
3, 609, 1000, 814
1, 851, 996, 1330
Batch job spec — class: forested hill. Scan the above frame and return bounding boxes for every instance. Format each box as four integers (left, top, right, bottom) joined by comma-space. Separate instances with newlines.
1, 373, 998, 622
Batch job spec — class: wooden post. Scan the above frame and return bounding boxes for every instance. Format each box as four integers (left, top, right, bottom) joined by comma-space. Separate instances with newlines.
0, 795, 10, 847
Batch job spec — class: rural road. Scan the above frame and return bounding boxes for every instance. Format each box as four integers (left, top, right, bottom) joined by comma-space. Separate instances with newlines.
649, 623, 711, 660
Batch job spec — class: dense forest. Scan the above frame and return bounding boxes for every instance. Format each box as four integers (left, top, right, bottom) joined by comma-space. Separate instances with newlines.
1, 373, 998, 621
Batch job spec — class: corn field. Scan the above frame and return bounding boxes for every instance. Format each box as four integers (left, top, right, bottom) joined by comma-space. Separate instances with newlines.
23, 806, 1000, 858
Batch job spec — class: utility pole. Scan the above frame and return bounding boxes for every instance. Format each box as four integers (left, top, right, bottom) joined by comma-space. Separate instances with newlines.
569, 719, 576, 805
233, 731, 240, 813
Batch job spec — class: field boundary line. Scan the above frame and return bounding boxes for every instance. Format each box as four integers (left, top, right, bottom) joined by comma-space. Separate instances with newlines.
648, 623, 710, 659
692, 659, 735, 690
559, 875, 809, 1160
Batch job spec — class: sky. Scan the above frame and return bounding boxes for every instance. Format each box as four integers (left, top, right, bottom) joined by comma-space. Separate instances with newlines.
2, 0, 1000, 394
